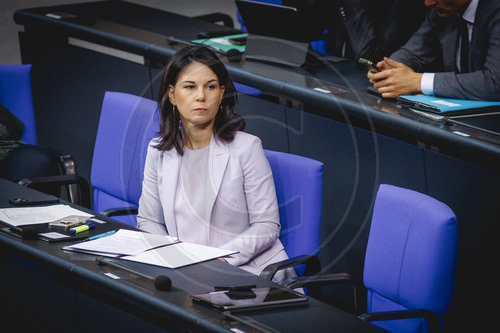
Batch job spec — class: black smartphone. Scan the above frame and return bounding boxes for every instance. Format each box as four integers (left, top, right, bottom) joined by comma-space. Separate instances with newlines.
358, 58, 380, 72
9, 197, 59, 206
228, 36, 247, 45
214, 284, 256, 292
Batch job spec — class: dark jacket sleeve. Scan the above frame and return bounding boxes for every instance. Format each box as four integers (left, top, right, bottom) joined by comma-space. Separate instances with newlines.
339, 0, 427, 62
392, 2, 500, 100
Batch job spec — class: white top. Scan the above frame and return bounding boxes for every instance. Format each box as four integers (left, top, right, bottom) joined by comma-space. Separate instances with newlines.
175, 144, 215, 244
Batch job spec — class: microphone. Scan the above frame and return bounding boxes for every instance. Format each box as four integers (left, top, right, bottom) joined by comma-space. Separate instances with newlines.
226, 48, 242, 62
154, 275, 173, 291
95, 256, 172, 291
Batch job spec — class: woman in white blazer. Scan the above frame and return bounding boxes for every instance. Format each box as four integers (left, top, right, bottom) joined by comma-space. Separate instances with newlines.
137, 45, 293, 282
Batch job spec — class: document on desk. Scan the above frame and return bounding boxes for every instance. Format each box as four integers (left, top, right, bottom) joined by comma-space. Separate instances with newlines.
0, 204, 93, 226
121, 241, 238, 269
62, 229, 179, 256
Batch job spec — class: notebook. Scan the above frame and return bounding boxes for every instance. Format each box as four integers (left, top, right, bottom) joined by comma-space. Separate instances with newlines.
397, 95, 500, 116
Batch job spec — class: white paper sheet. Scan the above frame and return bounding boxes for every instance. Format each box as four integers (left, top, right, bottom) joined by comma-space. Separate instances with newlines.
0, 204, 93, 226
121, 241, 238, 269
62, 229, 179, 256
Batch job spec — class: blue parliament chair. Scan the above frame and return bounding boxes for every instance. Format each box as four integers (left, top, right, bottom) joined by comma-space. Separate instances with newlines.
285, 184, 458, 333
91, 91, 159, 226
0, 64, 89, 206
0, 64, 37, 145
260, 150, 324, 280
10, 91, 159, 223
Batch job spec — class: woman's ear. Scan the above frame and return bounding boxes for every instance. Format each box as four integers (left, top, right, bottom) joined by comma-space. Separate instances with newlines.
219, 85, 225, 104
167, 84, 176, 105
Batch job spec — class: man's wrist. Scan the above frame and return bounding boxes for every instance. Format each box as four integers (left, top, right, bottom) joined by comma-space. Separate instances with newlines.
414, 73, 423, 94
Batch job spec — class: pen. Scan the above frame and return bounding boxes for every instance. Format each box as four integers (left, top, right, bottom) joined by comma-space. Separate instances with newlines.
87, 229, 116, 241
69, 222, 95, 235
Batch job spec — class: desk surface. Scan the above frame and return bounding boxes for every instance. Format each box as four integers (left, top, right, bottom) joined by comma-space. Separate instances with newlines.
13, 0, 500, 170
0, 178, 385, 333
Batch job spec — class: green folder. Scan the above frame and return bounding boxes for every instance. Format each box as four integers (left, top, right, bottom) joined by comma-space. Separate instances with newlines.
192, 33, 247, 53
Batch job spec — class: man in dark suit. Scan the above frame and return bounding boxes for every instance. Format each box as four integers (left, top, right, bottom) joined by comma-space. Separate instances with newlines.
368, 0, 500, 101
323, 0, 428, 62
287, 0, 427, 62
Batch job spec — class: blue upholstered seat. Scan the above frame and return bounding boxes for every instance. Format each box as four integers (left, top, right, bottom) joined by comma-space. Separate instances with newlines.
91, 91, 159, 226
260, 150, 324, 279
264, 149, 323, 261
362, 184, 458, 332
285, 184, 458, 332
0, 64, 37, 145
0, 64, 91, 205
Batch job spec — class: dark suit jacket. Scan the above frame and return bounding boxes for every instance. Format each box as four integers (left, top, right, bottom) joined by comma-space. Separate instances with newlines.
321, 0, 427, 62
391, 0, 500, 100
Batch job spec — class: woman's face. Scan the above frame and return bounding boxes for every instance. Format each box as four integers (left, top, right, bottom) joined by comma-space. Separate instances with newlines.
168, 61, 225, 130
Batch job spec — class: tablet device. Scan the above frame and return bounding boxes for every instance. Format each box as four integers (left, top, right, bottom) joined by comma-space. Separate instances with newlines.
446, 112, 500, 136
236, 0, 309, 42
191, 287, 308, 311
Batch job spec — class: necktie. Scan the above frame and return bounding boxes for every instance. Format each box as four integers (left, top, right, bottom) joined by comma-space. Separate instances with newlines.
458, 17, 470, 73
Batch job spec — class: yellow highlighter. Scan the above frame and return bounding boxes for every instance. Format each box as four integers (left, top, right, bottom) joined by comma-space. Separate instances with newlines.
69, 222, 95, 235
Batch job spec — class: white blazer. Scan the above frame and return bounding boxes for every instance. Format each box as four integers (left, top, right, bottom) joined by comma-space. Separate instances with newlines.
137, 131, 290, 278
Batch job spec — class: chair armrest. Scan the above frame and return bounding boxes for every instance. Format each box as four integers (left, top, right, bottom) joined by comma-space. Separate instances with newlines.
283, 273, 365, 314
192, 13, 234, 27
18, 174, 91, 209
359, 309, 442, 333
259, 254, 321, 281
100, 207, 138, 217
59, 154, 82, 205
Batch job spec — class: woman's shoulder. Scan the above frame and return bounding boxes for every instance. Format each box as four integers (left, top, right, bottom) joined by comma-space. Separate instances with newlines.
224, 131, 265, 161
147, 137, 161, 151
224, 131, 263, 154
147, 137, 174, 156
230, 131, 262, 147
149, 137, 162, 145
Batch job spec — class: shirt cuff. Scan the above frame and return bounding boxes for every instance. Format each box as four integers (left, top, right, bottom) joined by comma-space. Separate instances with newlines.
420, 73, 435, 95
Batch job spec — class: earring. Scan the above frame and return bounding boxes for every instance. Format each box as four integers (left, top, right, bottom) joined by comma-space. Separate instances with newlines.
172, 105, 177, 116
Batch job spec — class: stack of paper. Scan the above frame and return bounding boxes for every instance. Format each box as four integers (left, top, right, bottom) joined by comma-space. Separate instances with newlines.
63, 229, 238, 268
121, 242, 237, 269
0, 204, 93, 226
63, 229, 178, 256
